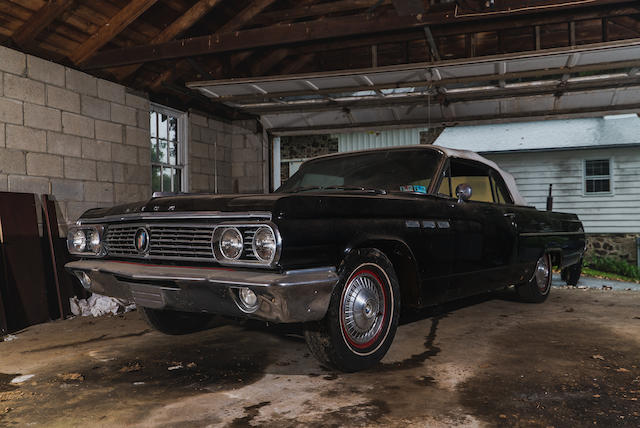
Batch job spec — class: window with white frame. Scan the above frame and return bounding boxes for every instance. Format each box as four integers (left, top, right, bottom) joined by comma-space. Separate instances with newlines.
150, 105, 187, 193
584, 159, 611, 194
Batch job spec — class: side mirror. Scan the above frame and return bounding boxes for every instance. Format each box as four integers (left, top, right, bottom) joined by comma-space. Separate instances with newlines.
455, 183, 472, 203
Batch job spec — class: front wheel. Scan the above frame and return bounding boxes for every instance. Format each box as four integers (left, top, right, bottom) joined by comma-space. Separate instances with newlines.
516, 253, 552, 303
561, 258, 582, 286
140, 307, 214, 335
304, 248, 400, 372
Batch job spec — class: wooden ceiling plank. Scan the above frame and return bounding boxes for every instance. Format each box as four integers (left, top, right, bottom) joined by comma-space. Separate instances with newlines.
69, 0, 158, 65
252, 0, 393, 26
12, 0, 75, 48
112, 0, 224, 79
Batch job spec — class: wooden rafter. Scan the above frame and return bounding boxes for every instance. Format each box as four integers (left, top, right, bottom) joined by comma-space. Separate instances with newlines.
111, 0, 224, 80
69, 0, 158, 65
12, 0, 75, 48
251, 0, 393, 26
84, 0, 638, 70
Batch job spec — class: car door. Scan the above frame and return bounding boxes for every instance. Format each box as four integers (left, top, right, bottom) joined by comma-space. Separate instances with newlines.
439, 159, 518, 298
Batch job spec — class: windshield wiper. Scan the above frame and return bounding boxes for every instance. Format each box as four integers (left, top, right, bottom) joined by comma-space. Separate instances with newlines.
290, 185, 386, 194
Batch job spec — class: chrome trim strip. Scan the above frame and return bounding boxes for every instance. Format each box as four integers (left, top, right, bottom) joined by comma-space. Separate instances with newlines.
520, 231, 585, 237
78, 210, 272, 224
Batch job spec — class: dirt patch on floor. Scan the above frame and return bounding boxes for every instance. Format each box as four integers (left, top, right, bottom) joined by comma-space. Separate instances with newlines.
459, 320, 640, 427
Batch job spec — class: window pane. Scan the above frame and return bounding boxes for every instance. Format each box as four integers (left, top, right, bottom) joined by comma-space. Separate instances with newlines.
585, 159, 609, 177
159, 114, 168, 139
169, 142, 178, 165
162, 167, 171, 192
152, 165, 162, 192
150, 112, 157, 138
151, 138, 161, 163
169, 117, 178, 141
159, 140, 168, 163
173, 169, 182, 192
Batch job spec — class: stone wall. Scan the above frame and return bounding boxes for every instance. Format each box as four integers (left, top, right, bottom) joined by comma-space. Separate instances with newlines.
0, 46, 150, 234
586, 234, 640, 265
280, 135, 338, 160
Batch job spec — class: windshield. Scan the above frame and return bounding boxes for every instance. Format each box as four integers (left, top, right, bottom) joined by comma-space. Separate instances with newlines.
278, 148, 443, 194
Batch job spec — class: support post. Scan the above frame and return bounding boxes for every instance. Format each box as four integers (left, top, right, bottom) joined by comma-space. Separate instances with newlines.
272, 136, 281, 191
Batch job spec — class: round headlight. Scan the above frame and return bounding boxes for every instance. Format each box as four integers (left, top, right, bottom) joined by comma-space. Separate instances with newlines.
239, 287, 258, 308
87, 229, 101, 253
219, 227, 243, 260
252, 227, 276, 263
69, 229, 87, 252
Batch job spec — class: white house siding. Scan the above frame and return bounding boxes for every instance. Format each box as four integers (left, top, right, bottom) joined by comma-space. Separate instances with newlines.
335, 127, 428, 152
483, 147, 640, 234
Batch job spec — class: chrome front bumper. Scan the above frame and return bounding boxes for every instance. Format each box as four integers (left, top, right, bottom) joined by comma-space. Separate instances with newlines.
65, 260, 339, 323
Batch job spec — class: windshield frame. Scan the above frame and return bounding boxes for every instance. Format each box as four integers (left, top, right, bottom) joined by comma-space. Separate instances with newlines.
277, 146, 447, 195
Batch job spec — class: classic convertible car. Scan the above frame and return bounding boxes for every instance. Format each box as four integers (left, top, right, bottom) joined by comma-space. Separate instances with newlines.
66, 145, 585, 371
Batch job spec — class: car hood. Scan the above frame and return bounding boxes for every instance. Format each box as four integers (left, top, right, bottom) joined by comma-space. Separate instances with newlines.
78, 191, 443, 222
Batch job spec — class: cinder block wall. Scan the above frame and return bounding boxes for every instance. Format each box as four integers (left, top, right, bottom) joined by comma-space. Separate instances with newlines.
0, 45, 268, 235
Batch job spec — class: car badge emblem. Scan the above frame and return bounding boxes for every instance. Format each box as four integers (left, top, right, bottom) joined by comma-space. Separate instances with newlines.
153, 205, 160, 211
134, 227, 150, 254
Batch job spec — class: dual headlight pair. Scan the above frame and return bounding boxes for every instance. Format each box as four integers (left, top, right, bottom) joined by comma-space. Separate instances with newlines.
213, 225, 279, 264
67, 226, 105, 256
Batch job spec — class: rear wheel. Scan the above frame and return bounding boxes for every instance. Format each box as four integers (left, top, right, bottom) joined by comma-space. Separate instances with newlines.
561, 259, 582, 286
517, 253, 552, 303
304, 248, 400, 372
140, 307, 214, 335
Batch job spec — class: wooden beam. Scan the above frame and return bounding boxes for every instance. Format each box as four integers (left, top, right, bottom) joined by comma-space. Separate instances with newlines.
70, 0, 158, 65
250, 49, 290, 76
111, 0, 223, 79
12, 0, 75, 48
279, 53, 316, 75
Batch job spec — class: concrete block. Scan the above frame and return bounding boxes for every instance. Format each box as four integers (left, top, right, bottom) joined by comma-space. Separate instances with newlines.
190, 124, 201, 142
138, 147, 151, 166
95, 120, 122, 143
6, 125, 46, 152
96, 161, 113, 182
114, 183, 147, 204
111, 144, 138, 164
0, 174, 6, 191
24, 103, 62, 131
65, 67, 97, 96
84, 181, 114, 203
82, 139, 111, 161
238, 148, 259, 163
208, 117, 225, 131
27, 152, 63, 177
190, 112, 208, 127
0, 148, 26, 174
125, 93, 149, 110
192, 141, 209, 158
51, 179, 84, 201
245, 162, 261, 178
62, 112, 94, 138
0, 46, 26, 75
47, 132, 82, 157
232, 162, 244, 178
4, 73, 45, 104
110, 103, 137, 126
64, 157, 96, 180
191, 173, 209, 192
81, 95, 110, 120
137, 109, 150, 130
231, 134, 245, 148
97, 79, 125, 104
112, 163, 125, 183
8, 175, 49, 194
125, 126, 149, 148
27, 55, 65, 86
47, 85, 80, 113
0, 123, 4, 147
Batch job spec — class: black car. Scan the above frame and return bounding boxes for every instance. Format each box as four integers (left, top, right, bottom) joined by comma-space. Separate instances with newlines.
66, 145, 586, 371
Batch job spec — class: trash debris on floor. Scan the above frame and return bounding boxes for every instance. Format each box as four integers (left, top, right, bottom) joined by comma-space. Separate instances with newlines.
1, 334, 17, 342
69, 294, 136, 317
10, 374, 34, 384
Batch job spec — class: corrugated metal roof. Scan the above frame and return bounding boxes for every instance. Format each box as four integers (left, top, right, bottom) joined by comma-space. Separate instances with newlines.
435, 114, 640, 152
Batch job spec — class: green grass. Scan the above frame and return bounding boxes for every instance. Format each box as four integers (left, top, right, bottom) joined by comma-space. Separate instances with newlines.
582, 267, 640, 284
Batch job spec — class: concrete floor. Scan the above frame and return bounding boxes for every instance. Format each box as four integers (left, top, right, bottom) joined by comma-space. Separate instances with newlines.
1, 287, 640, 427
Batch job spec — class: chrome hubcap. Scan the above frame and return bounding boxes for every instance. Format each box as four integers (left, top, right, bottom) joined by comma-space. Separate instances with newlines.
535, 255, 550, 292
342, 272, 384, 346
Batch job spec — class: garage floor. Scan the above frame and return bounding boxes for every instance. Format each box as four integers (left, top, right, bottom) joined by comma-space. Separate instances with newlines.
2, 287, 640, 427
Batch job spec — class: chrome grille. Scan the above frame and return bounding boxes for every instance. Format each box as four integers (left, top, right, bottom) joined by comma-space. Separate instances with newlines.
105, 223, 216, 262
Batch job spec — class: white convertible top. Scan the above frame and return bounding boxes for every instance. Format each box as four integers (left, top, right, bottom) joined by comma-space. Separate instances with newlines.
433, 145, 528, 206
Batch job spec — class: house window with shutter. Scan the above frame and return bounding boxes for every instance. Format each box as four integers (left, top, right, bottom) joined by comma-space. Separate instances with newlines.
584, 159, 612, 194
